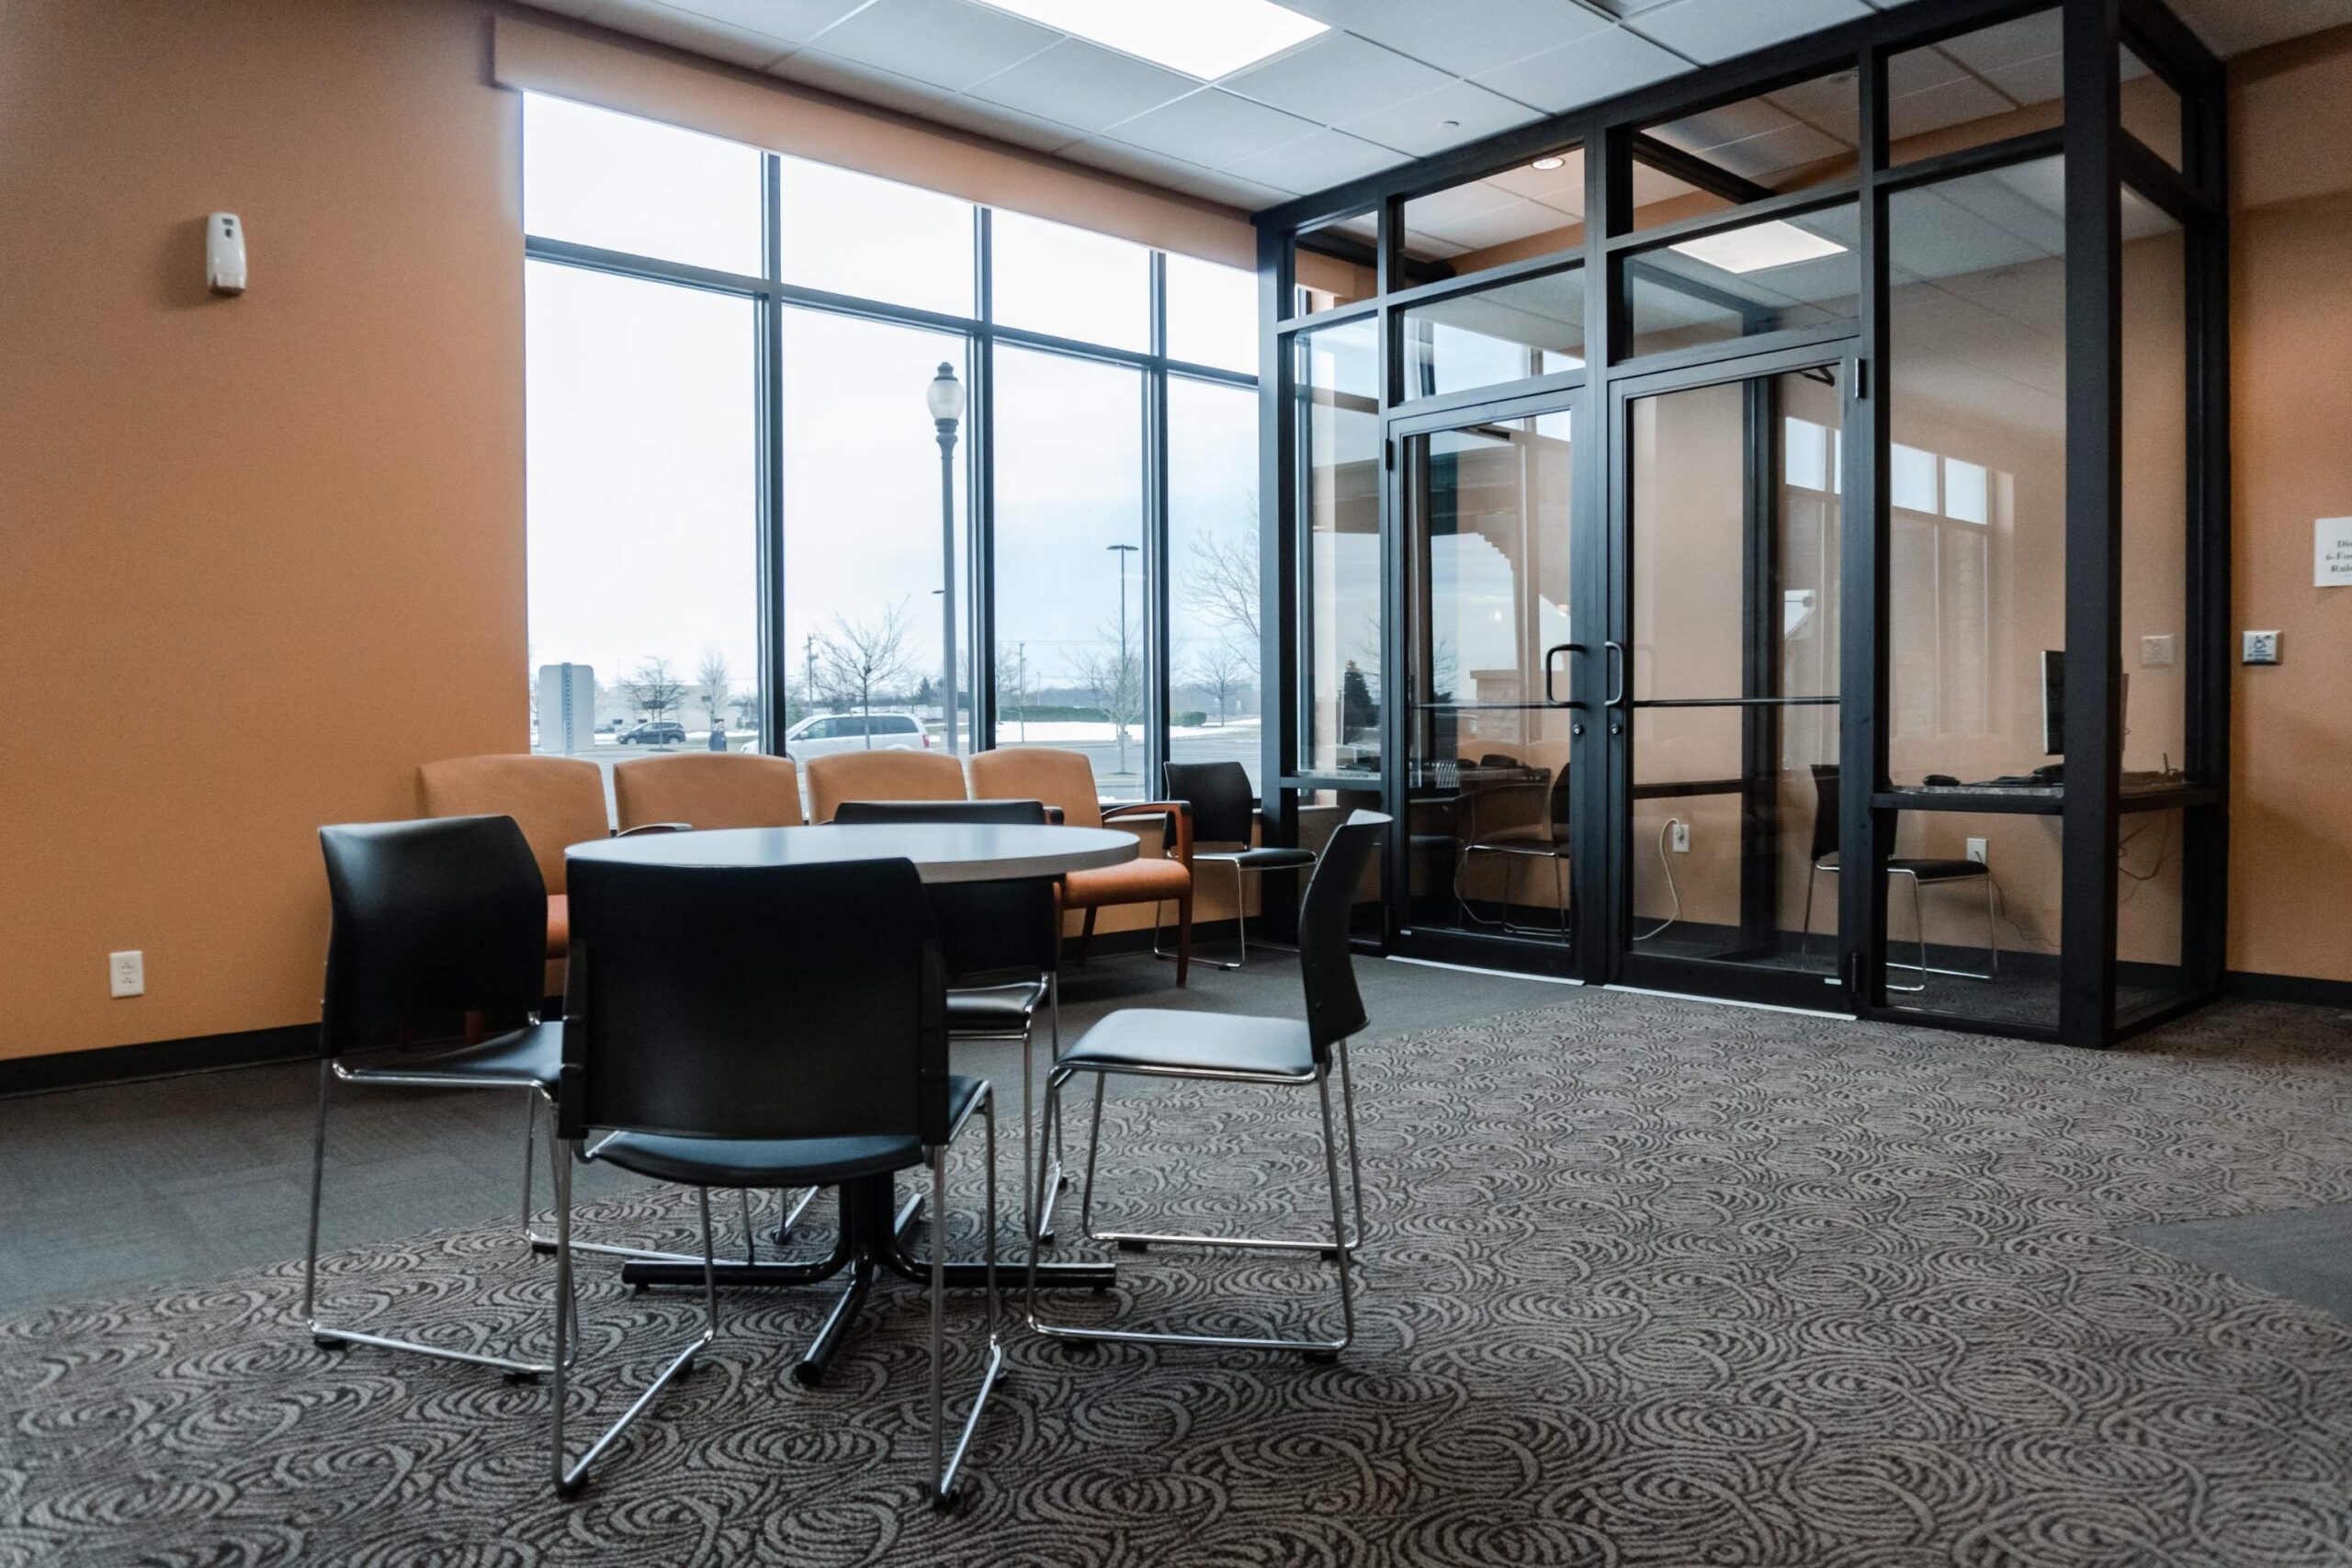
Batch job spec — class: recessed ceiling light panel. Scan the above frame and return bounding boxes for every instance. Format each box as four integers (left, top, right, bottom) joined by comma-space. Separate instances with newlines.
1668, 220, 1847, 275
974, 0, 1329, 80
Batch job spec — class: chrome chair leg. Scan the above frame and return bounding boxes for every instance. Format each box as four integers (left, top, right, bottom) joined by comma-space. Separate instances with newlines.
306, 1063, 565, 1377
1027, 1058, 1358, 1357
933, 1090, 1005, 1510
1155, 859, 1250, 971
1335, 1039, 1366, 1253
552, 1159, 716, 1497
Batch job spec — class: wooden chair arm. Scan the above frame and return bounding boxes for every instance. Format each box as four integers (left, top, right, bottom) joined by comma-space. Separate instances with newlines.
1102, 799, 1193, 868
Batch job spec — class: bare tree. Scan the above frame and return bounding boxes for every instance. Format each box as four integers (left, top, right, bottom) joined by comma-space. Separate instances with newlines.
1183, 522, 1260, 677
621, 656, 687, 723
1186, 638, 1252, 727
1069, 616, 1143, 775
996, 639, 1032, 743
818, 601, 914, 742
696, 648, 731, 730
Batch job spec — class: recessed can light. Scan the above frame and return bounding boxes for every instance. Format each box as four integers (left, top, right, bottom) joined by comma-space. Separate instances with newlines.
1532, 156, 1566, 171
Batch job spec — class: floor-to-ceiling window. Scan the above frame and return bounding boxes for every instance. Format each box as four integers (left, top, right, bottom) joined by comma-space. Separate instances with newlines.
521, 93, 1258, 798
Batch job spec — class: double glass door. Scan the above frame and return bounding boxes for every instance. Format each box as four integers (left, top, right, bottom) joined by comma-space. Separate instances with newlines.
1383, 347, 1860, 1009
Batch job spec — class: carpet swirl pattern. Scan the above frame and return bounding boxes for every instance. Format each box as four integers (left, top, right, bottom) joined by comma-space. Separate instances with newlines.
4, 991, 2351, 1565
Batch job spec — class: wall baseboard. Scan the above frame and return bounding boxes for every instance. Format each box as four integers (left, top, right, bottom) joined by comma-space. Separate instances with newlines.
0, 1022, 316, 1100
2222, 970, 2352, 1009
13, 952, 2325, 1099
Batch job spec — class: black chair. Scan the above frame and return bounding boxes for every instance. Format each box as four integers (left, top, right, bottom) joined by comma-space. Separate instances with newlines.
832, 798, 1070, 1239
308, 815, 577, 1377
1454, 766, 1571, 936
1026, 810, 1388, 1359
1159, 761, 1317, 971
550, 854, 1001, 1505
1799, 764, 1998, 989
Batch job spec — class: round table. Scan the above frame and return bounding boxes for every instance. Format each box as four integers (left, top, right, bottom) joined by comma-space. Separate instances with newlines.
565, 820, 1135, 1382
567, 820, 1137, 882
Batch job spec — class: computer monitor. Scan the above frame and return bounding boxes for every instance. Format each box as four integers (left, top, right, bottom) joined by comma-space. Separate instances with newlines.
2041, 650, 2064, 756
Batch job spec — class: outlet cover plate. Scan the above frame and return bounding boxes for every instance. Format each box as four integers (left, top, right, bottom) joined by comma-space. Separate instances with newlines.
108, 950, 143, 998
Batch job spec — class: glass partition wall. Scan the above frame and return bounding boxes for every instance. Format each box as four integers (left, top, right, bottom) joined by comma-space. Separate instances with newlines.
1256, 0, 2226, 1046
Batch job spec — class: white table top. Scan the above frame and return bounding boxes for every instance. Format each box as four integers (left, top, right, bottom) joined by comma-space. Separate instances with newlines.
566, 822, 1137, 885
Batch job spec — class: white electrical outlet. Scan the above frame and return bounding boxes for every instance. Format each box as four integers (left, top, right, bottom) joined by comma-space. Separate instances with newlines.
2243, 629, 2281, 665
1670, 820, 1691, 853
108, 950, 144, 998
1966, 838, 1988, 864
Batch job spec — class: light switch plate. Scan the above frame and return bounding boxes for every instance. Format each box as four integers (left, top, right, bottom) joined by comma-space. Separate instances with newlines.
2243, 630, 2281, 665
1966, 838, 1987, 864
2140, 634, 2176, 667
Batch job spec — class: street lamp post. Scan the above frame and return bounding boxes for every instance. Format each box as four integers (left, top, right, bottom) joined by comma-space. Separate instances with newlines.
926, 363, 967, 752
1107, 542, 1139, 777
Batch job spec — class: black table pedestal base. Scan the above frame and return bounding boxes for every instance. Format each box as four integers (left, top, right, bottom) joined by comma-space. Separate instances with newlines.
617, 1174, 1114, 1385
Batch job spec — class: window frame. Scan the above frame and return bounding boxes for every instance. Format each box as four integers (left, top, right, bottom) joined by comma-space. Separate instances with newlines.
521, 94, 1259, 793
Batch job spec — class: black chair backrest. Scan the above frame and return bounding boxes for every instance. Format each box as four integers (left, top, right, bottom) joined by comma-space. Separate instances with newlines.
1164, 760, 1258, 846
561, 856, 947, 1146
318, 816, 548, 1058
1809, 765, 1839, 863
1299, 810, 1390, 1060
831, 798, 1058, 980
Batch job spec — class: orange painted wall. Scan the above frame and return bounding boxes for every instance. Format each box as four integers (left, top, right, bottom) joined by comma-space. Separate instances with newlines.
0, 0, 526, 1060
2224, 27, 2352, 983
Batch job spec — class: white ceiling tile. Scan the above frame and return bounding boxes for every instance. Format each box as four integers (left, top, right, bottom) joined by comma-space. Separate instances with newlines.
1323, 0, 1614, 79
1104, 88, 1323, 167
1886, 71, 2018, 144
1339, 78, 1542, 156
917, 94, 1086, 152
1472, 27, 1693, 114
1159, 168, 1296, 210
1227, 129, 1412, 191
1980, 53, 2064, 108
801, 0, 1057, 91
643, 0, 873, 42
584, 0, 798, 67
966, 39, 1197, 134
1936, 10, 2062, 77
1630, 0, 1871, 64
1398, 231, 1471, 260
523, 0, 605, 17
2173, 0, 2352, 57
1482, 148, 1587, 211
769, 47, 953, 115
1223, 32, 1452, 124
1761, 71, 1862, 143
1420, 196, 1577, 250
1061, 136, 1214, 187
1401, 179, 1521, 235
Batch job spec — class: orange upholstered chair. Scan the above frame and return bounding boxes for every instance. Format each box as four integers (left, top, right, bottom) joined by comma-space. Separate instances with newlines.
416, 754, 608, 969
966, 747, 1193, 985
803, 748, 967, 823
613, 752, 803, 832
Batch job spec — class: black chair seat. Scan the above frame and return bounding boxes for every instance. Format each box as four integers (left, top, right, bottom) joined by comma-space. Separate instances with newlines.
1060, 1009, 1314, 1078
1464, 827, 1568, 855
946, 980, 1048, 1032
1196, 845, 1319, 871
590, 1076, 989, 1187
1890, 857, 1989, 883
337, 1021, 560, 1090
1818, 852, 1991, 884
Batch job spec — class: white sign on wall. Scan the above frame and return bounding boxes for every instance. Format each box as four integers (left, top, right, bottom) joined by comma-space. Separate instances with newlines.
2319, 517, 2352, 587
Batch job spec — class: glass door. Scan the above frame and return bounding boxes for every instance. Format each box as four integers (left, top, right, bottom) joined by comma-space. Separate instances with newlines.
1388, 390, 1582, 964
1610, 352, 1858, 1009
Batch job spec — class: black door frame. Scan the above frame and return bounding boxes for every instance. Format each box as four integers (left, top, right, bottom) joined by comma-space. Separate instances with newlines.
1379, 380, 1589, 978
1603, 338, 1866, 1014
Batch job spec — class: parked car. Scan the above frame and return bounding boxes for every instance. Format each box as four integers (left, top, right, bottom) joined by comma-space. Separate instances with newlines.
782, 711, 929, 760
617, 720, 687, 746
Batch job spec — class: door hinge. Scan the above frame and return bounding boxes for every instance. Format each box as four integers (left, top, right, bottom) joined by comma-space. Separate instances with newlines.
1385, 438, 1396, 470
1853, 358, 1869, 400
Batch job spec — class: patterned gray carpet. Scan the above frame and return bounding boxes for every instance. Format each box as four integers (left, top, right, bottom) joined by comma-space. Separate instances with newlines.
6, 991, 2352, 1566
